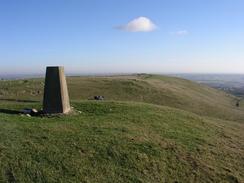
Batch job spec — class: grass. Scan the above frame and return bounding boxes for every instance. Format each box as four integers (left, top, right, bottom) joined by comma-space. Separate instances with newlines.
0, 74, 244, 182
0, 101, 243, 182
0, 74, 243, 122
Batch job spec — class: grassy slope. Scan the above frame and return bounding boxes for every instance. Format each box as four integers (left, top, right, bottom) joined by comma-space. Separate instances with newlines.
0, 101, 243, 183
0, 74, 243, 122
0, 74, 244, 182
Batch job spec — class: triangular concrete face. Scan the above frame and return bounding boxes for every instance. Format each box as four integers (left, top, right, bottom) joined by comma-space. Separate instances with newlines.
43, 66, 70, 114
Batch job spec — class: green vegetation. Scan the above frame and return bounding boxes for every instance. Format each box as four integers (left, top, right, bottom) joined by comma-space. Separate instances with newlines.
1, 74, 243, 121
0, 74, 243, 182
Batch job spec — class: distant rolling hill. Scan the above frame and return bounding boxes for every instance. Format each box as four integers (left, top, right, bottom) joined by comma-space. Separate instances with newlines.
0, 74, 243, 182
0, 74, 243, 122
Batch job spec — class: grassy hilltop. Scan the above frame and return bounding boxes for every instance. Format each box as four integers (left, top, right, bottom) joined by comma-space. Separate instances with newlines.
0, 74, 243, 182
1, 74, 243, 121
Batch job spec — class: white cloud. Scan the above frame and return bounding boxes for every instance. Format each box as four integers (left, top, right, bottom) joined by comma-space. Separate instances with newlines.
116, 17, 157, 32
170, 30, 189, 36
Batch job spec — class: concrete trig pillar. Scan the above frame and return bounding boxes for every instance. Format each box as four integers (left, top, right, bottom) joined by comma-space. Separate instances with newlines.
43, 66, 70, 114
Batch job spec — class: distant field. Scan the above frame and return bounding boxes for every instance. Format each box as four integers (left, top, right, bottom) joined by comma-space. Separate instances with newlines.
0, 74, 243, 182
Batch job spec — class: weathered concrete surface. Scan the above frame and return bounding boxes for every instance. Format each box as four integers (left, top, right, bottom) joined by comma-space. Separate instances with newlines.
43, 66, 70, 114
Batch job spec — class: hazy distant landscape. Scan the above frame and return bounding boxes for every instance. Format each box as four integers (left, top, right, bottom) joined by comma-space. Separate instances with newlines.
172, 74, 244, 97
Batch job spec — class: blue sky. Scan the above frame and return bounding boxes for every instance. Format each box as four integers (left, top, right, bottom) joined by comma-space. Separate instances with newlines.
0, 0, 243, 75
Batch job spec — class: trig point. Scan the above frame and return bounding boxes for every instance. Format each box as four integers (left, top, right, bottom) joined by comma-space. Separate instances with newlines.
43, 66, 71, 114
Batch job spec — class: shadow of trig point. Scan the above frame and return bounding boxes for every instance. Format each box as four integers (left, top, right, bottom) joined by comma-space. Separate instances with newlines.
43, 66, 71, 114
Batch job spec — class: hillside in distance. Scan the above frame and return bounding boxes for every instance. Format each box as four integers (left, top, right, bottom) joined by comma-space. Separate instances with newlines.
0, 74, 243, 122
